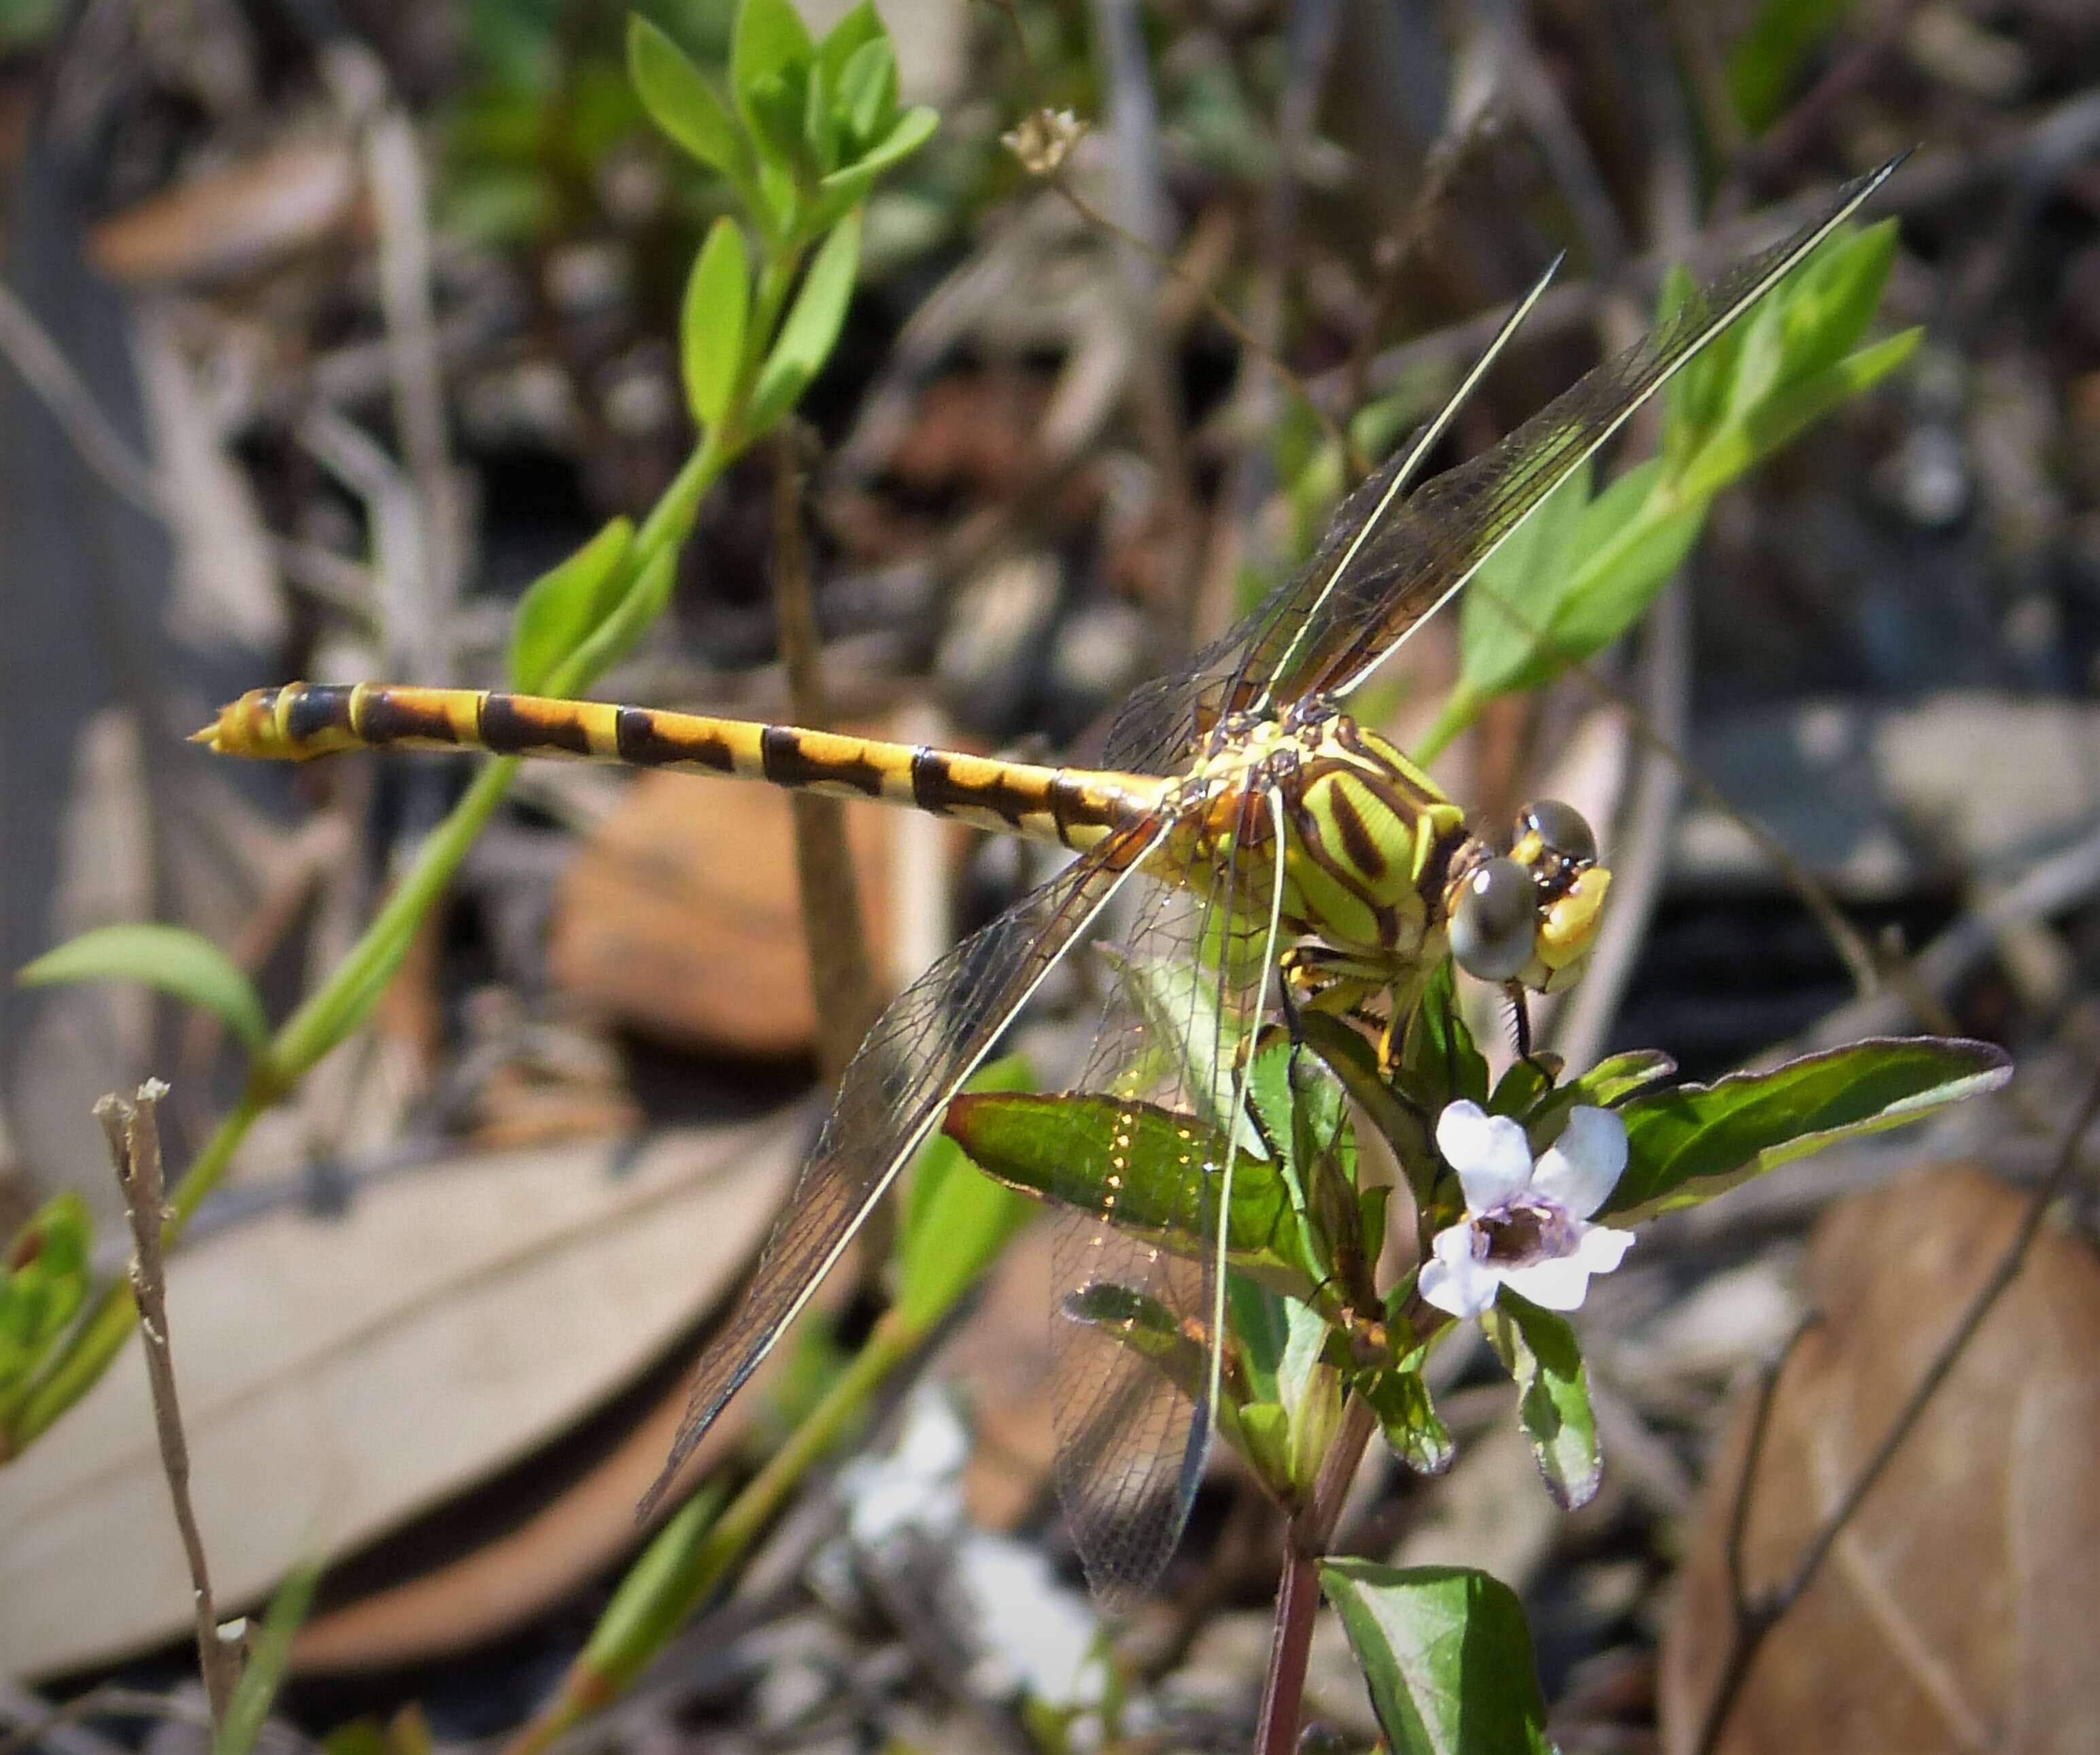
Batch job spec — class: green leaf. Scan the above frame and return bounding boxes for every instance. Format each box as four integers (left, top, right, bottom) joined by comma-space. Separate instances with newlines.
681, 219, 750, 431
815, 0, 884, 89
809, 105, 936, 228
1360, 1367, 1453, 1476
1, 1192, 92, 1391
1777, 220, 1899, 388
1483, 1290, 1600, 1508
1677, 327, 1922, 504
1563, 1049, 1678, 1109
1606, 1035, 2012, 1224
1461, 457, 1591, 698
1319, 1560, 1553, 1755
213, 1557, 322, 1755
895, 1056, 1037, 1326
628, 16, 746, 180
1062, 1282, 1249, 1453
1395, 960, 1488, 1115
943, 1091, 1316, 1295
834, 37, 899, 151
560, 547, 679, 690
508, 516, 637, 691
747, 209, 861, 435
1728, 0, 1857, 131
18, 924, 271, 1058
730, 0, 815, 141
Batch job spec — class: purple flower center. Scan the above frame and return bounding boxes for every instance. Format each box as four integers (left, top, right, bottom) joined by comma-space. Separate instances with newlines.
1477, 1194, 1578, 1267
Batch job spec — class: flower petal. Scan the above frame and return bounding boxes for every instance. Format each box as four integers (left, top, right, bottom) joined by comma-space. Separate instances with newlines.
1436, 1101, 1534, 1209
1500, 1253, 1595, 1311
1533, 1106, 1628, 1218
1417, 1222, 1501, 1318
1572, 1222, 1636, 1275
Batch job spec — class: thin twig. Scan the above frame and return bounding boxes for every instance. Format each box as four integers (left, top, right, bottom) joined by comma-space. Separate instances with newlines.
95, 1082, 241, 1728
1690, 1060, 2100, 1755
0, 280, 166, 520
0, 1683, 320, 1755
320, 39, 462, 682
772, 428, 883, 1086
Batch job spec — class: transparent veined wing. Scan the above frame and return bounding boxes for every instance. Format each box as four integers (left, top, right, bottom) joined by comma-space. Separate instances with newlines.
1101, 156, 1901, 775
1050, 782, 1293, 1603
639, 815, 1170, 1518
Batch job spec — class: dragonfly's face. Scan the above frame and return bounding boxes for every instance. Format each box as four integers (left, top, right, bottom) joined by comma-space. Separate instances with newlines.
1447, 799, 1610, 994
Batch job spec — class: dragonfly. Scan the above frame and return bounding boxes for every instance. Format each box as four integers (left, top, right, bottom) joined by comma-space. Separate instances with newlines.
201, 159, 1896, 1604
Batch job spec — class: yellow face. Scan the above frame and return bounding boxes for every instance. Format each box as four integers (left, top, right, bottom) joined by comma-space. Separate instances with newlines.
1520, 864, 1611, 993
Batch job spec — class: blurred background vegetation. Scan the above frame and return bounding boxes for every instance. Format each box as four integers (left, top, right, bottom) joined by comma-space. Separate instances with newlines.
0, 0, 2096, 1750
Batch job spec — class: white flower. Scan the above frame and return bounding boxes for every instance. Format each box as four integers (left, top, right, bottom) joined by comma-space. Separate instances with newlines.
1417, 1100, 1636, 1320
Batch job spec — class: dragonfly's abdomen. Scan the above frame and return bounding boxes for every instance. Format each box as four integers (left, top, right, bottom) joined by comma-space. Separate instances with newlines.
199, 683, 1168, 851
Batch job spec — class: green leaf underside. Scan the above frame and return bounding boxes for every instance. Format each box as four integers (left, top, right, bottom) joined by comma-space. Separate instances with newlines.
17, 924, 270, 1057
1361, 1368, 1455, 1475
1063, 1282, 1247, 1450
748, 210, 862, 435
943, 1091, 1313, 1292
1483, 1290, 1600, 1509
896, 1056, 1036, 1326
1605, 1035, 2014, 1223
1320, 1560, 1553, 1755
508, 516, 636, 691
681, 218, 750, 431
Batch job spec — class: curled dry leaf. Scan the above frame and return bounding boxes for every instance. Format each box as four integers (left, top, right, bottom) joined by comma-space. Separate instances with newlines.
547, 763, 901, 1057
1659, 1165, 2100, 1755
0, 1115, 804, 1679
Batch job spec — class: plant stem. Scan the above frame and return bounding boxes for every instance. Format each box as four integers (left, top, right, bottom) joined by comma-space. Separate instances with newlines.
1253, 1394, 1376, 1754
505, 1309, 915, 1755
4, 426, 737, 1456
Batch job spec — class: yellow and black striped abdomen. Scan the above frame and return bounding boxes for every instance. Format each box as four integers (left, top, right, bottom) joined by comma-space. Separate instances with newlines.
198, 683, 1168, 851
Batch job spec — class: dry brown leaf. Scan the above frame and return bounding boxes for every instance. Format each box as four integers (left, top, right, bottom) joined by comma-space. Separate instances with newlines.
0, 1113, 805, 1679
290, 1258, 852, 1671
1659, 1165, 2100, 1755
88, 138, 362, 285
547, 766, 898, 1058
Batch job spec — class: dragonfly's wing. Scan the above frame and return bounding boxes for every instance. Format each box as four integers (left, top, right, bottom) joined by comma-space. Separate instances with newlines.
639, 817, 1170, 1518
1050, 784, 1291, 1604
1102, 157, 1899, 773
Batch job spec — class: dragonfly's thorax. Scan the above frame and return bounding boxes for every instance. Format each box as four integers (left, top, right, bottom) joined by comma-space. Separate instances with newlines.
1157, 705, 1468, 971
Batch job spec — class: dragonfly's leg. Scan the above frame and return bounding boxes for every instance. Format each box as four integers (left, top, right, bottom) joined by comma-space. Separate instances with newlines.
1508, 984, 1534, 1062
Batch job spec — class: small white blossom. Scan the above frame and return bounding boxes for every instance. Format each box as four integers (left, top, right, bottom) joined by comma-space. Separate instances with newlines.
1417, 1100, 1636, 1319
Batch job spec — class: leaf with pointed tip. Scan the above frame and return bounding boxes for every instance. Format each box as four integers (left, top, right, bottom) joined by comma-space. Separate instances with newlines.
628, 17, 747, 182
18, 924, 270, 1058
1604, 1035, 2014, 1223
509, 516, 637, 691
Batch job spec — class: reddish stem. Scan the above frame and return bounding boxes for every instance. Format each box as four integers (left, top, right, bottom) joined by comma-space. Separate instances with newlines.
1251, 1396, 1378, 1753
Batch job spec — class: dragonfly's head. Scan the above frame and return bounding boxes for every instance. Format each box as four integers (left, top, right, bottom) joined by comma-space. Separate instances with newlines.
1447, 800, 1610, 994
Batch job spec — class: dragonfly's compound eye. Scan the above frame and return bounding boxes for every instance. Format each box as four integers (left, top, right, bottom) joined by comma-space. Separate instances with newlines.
1515, 799, 1597, 867
1450, 857, 1537, 982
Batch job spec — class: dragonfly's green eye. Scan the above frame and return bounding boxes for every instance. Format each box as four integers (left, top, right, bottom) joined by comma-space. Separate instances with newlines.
1517, 799, 1596, 867
1451, 858, 1536, 982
